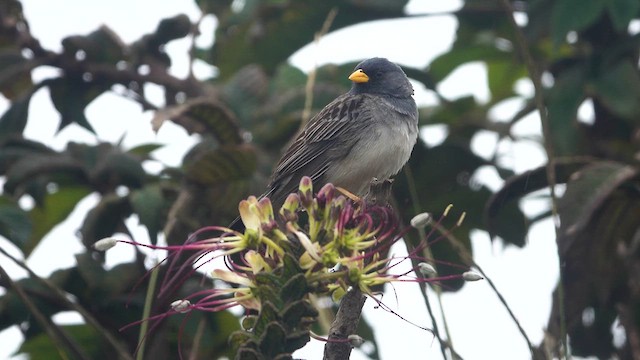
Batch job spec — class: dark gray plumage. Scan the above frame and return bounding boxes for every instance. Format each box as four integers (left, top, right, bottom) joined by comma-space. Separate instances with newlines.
266, 57, 419, 208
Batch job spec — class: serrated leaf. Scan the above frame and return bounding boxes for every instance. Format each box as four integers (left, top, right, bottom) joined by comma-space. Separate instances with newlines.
558, 161, 638, 254
0, 196, 31, 249
551, 0, 607, 45
183, 144, 257, 185
152, 99, 242, 144
279, 274, 308, 303
259, 322, 286, 357
26, 186, 90, 255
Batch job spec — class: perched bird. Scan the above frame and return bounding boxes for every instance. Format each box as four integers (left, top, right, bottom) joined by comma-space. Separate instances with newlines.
265, 57, 419, 209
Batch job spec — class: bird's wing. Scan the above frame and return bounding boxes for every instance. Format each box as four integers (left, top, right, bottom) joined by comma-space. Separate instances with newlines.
266, 93, 369, 201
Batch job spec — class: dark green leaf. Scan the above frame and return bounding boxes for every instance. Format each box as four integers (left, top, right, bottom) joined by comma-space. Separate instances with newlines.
61, 26, 125, 65
80, 194, 132, 248
130, 185, 166, 244
3, 153, 86, 196
591, 60, 640, 120
0, 90, 33, 138
126, 143, 164, 158
18, 324, 108, 360
25, 186, 90, 255
551, 0, 607, 45
153, 14, 191, 45
0, 196, 31, 249
558, 161, 638, 254
0, 48, 34, 99
546, 65, 585, 155
485, 157, 595, 240
48, 77, 111, 133
606, 0, 640, 31
259, 322, 286, 357
183, 144, 257, 185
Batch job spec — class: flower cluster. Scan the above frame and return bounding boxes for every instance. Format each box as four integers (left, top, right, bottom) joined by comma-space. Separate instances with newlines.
95, 176, 482, 357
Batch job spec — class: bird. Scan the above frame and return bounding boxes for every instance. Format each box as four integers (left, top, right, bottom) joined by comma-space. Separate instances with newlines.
264, 57, 419, 210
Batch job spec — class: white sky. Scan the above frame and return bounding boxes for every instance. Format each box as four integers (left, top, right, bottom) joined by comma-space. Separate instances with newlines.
0, 1, 562, 359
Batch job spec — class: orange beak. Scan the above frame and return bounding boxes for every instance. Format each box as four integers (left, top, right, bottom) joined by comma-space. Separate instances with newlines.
348, 69, 369, 83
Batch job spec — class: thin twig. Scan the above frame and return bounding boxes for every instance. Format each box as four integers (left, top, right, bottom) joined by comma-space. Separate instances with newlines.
301, 8, 338, 125
497, 0, 567, 357
0, 247, 134, 360
0, 262, 89, 360
403, 165, 454, 359
429, 221, 537, 357
136, 262, 160, 360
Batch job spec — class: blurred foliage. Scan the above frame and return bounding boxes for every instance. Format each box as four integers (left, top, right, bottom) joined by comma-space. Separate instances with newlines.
0, 0, 639, 358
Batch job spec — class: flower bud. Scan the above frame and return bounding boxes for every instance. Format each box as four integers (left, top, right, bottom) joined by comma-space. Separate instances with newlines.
462, 271, 483, 282
410, 212, 432, 229
298, 176, 314, 208
93, 237, 118, 251
316, 183, 335, 208
417, 262, 437, 277
280, 193, 300, 222
170, 299, 192, 313
348, 334, 364, 347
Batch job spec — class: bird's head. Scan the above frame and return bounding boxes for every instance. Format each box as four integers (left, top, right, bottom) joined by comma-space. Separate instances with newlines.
348, 57, 414, 98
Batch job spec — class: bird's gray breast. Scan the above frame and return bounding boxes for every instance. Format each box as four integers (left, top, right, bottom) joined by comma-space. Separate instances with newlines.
325, 96, 418, 195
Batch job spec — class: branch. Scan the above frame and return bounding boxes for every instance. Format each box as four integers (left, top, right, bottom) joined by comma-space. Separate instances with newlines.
322, 287, 367, 360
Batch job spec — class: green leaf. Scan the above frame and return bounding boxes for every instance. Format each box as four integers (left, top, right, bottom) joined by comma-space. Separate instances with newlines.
0, 89, 33, 139
259, 322, 286, 357
90, 150, 146, 190
183, 144, 257, 185
551, 0, 607, 45
18, 324, 106, 360
591, 60, 640, 120
126, 143, 164, 158
429, 45, 509, 84
606, 0, 640, 31
0, 48, 34, 99
25, 186, 90, 255
48, 77, 110, 133
485, 157, 595, 240
61, 26, 125, 65
3, 153, 86, 197
153, 100, 242, 144
486, 60, 526, 102
546, 65, 586, 156
558, 161, 638, 254
130, 185, 166, 244
0, 196, 31, 249
80, 193, 132, 247
153, 14, 192, 45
